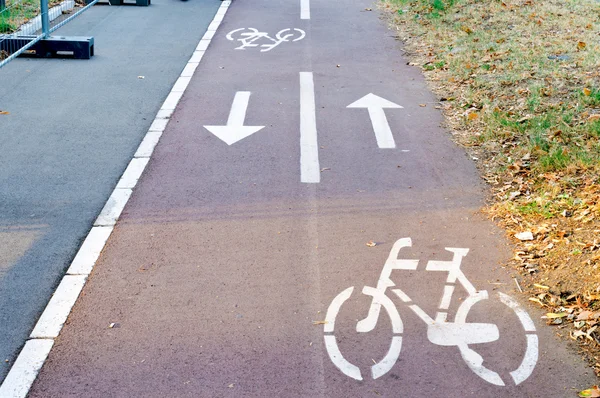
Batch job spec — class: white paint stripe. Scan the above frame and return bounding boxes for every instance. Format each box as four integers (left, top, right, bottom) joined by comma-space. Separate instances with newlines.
498, 292, 536, 332
196, 39, 211, 51
299, 72, 320, 183
135, 131, 162, 158
368, 107, 396, 148
180, 62, 199, 78
324, 336, 362, 381
171, 76, 192, 93
67, 226, 113, 275
161, 90, 185, 111
94, 188, 133, 227
202, 30, 216, 41
301, 0, 310, 19
392, 288, 412, 303
207, 21, 221, 32
116, 158, 150, 189
371, 336, 402, 379
189, 50, 206, 64
30, 275, 87, 338
0, 2, 232, 394
148, 117, 169, 133
439, 285, 455, 310
324, 287, 353, 333
155, 108, 174, 120
510, 335, 539, 385
0, 339, 54, 398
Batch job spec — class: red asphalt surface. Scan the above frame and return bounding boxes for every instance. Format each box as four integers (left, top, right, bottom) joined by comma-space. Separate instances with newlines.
29, 0, 596, 396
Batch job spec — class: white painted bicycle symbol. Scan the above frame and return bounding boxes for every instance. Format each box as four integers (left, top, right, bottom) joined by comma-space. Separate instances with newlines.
226, 28, 306, 52
324, 237, 538, 386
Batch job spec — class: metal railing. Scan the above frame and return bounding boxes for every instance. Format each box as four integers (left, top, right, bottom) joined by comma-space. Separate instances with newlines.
0, 0, 97, 68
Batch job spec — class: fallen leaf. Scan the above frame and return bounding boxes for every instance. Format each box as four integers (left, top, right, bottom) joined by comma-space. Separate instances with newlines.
533, 283, 549, 290
312, 320, 328, 325
577, 41, 587, 51
461, 26, 473, 34
0, 111, 9, 115
467, 112, 478, 121
545, 312, 567, 319
365, 7, 372, 11
578, 311, 594, 321
419, 104, 427, 107
320, 167, 331, 172
587, 114, 600, 122
583, 88, 592, 96
366, 241, 377, 247
579, 386, 600, 398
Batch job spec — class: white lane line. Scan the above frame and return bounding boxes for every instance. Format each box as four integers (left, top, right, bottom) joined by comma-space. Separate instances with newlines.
0, 340, 54, 398
116, 158, 150, 189
300, 72, 320, 183
0, 1, 233, 395
301, 0, 310, 19
94, 188, 133, 227
67, 226, 113, 275
29, 276, 87, 339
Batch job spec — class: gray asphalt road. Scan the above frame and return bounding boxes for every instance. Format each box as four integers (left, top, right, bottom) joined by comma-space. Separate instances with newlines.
0, 0, 220, 382
26, 0, 598, 396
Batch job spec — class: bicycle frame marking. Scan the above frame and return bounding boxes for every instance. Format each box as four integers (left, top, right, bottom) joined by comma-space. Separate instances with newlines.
324, 237, 538, 386
226, 28, 306, 52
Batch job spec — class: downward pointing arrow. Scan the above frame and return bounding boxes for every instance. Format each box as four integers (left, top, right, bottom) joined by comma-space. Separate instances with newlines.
204, 91, 264, 145
347, 93, 403, 149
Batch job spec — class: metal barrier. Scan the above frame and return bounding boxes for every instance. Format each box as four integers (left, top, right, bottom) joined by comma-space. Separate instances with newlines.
0, 0, 96, 68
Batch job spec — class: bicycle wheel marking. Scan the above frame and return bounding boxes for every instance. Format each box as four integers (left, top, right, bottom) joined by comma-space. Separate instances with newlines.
323, 237, 539, 386
226, 28, 306, 52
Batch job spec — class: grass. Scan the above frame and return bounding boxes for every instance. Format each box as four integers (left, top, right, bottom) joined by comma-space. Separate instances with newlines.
0, 0, 40, 34
381, 0, 600, 377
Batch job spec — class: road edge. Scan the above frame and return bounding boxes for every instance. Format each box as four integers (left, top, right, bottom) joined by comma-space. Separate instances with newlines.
0, 2, 232, 396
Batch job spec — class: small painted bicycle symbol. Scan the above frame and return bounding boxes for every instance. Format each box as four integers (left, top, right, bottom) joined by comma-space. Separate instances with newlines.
324, 237, 538, 386
226, 28, 306, 52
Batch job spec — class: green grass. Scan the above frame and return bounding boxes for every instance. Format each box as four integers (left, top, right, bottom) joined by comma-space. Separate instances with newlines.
0, 0, 41, 34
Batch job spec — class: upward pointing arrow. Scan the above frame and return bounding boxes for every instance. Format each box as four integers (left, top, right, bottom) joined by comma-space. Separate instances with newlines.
347, 93, 403, 149
204, 91, 264, 145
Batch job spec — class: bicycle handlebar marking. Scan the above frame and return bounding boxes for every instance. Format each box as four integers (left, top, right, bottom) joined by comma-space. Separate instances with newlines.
323, 237, 539, 386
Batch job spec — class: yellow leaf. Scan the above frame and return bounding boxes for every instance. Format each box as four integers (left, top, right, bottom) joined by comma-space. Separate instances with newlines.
584, 88, 592, 96
467, 112, 478, 121
461, 26, 473, 34
0, 111, 9, 115
533, 283, 549, 290
546, 312, 567, 318
578, 41, 587, 50
579, 386, 600, 397
312, 320, 328, 325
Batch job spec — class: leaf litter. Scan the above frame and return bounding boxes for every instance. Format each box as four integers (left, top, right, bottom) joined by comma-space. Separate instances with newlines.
381, 0, 600, 379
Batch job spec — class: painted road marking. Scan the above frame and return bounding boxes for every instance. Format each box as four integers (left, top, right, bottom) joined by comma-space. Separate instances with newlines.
0, 2, 234, 396
226, 28, 306, 52
347, 93, 403, 149
300, 72, 320, 183
204, 91, 265, 145
301, 0, 310, 19
29, 275, 87, 339
0, 340, 54, 398
324, 237, 539, 385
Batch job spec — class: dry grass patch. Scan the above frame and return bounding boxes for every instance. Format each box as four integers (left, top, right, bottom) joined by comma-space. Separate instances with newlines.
381, 0, 600, 376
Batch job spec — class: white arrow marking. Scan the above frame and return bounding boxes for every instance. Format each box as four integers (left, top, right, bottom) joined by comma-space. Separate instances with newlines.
204, 91, 264, 145
347, 93, 403, 149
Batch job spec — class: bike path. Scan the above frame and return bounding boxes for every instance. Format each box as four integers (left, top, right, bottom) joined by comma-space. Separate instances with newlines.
0, 0, 221, 384
28, 0, 596, 396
